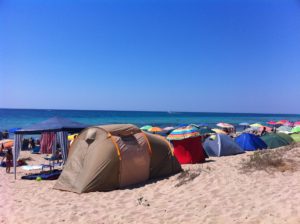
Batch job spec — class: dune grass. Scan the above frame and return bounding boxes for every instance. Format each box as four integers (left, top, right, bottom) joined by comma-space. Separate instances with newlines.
241, 144, 298, 173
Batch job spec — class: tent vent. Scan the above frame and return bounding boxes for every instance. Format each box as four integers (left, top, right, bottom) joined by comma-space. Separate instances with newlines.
85, 129, 97, 144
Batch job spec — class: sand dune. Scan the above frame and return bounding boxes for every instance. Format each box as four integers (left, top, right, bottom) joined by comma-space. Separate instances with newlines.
1, 146, 300, 224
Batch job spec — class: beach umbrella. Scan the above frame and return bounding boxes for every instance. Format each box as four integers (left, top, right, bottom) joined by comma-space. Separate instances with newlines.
140, 125, 152, 131
167, 126, 200, 140
216, 123, 234, 128
250, 123, 263, 128
243, 127, 259, 133
239, 122, 249, 126
291, 126, 300, 133
294, 121, 300, 126
163, 126, 175, 131
148, 127, 163, 133
0, 139, 14, 149
283, 121, 294, 127
276, 120, 289, 125
267, 121, 277, 125
211, 128, 227, 134
290, 134, 300, 142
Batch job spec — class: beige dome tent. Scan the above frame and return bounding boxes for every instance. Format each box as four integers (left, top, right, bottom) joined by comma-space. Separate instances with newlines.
54, 124, 182, 193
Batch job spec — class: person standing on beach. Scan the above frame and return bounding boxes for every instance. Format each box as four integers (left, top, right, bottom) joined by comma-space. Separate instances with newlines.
2, 130, 9, 139
1, 148, 13, 173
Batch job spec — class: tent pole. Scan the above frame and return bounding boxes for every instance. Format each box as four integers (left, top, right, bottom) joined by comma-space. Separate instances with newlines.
14, 140, 16, 180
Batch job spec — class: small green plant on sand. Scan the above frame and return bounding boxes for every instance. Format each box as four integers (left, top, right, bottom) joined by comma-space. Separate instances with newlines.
241, 147, 297, 173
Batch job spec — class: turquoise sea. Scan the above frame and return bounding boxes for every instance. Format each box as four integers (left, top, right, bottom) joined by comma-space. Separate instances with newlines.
1, 109, 300, 131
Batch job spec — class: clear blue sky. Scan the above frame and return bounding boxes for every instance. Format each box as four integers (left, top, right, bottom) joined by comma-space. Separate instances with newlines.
1, 0, 300, 114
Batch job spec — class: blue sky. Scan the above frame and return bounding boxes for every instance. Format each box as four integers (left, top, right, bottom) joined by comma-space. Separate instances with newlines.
1, 0, 300, 114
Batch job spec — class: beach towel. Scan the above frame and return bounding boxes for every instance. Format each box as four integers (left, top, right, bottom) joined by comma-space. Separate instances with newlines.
21, 170, 62, 180
21, 165, 43, 170
40, 132, 56, 154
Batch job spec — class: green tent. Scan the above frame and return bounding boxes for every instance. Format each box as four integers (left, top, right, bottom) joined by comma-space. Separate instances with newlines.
290, 134, 300, 142
260, 134, 290, 149
291, 126, 300, 133
276, 133, 294, 144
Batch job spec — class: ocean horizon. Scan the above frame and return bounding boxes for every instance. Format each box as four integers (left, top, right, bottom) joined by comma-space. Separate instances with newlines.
1, 108, 300, 131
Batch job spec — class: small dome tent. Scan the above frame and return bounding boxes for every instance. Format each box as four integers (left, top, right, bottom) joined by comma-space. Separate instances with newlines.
204, 134, 244, 157
54, 124, 181, 193
235, 133, 267, 151
260, 134, 290, 149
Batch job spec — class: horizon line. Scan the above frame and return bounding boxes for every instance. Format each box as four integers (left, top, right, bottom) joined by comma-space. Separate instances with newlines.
1, 107, 300, 116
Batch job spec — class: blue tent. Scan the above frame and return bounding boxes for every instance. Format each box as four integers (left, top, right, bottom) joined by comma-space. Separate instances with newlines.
203, 134, 244, 157
15, 117, 87, 134
235, 133, 267, 151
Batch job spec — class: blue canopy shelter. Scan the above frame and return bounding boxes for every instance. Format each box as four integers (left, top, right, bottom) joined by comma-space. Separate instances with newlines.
13, 117, 88, 179
235, 133, 267, 151
203, 134, 244, 157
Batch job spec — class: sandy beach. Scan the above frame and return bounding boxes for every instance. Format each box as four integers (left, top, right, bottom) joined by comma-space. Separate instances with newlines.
1, 144, 300, 224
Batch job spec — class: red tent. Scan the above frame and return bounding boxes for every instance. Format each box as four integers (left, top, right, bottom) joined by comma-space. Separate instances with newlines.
171, 136, 206, 164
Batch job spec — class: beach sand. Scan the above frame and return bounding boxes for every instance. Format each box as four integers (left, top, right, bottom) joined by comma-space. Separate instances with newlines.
1, 145, 300, 224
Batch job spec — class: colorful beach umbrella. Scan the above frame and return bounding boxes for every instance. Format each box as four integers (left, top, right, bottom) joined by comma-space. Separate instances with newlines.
294, 121, 300, 126
148, 127, 163, 133
216, 123, 234, 128
250, 123, 263, 128
267, 121, 277, 125
243, 127, 259, 133
163, 126, 175, 131
276, 120, 289, 125
0, 139, 14, 149
167, 126, 200, 140
140, 125, 152, 131
283, 121, 294, 127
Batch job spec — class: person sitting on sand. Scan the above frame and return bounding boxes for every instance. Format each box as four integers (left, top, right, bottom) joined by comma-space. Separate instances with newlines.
1, 148, 13, 173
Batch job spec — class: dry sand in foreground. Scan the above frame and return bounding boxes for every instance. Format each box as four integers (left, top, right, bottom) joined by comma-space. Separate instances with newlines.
1, 145, 300, 224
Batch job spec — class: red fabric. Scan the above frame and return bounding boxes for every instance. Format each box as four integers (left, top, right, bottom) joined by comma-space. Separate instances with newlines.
40, 132, 56, 154
172, 136, 205, 164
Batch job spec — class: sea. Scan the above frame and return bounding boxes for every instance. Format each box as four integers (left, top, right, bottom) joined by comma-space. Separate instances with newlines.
1, 108, 300, 132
